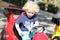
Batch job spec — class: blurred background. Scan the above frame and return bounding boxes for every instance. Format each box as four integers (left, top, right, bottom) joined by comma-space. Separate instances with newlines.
0, 0, 60, 39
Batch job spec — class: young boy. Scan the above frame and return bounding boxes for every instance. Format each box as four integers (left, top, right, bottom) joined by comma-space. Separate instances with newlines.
15, 1, 40, 39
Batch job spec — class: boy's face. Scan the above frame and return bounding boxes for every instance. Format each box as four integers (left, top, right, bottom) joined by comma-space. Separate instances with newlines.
26, 9, 35, 18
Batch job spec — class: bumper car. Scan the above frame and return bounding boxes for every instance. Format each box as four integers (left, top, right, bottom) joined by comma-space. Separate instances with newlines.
51, 17, 60, 40
1, 11, 24, 40
32, 26, 50, 40
1, 10, 49, 40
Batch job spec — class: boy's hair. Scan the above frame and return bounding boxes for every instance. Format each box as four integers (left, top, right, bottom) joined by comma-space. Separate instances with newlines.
22, 1, 39, 12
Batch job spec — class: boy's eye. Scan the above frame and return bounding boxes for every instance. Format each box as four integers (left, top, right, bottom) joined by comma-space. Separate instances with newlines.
28, 12, 34, 14
28, 12, 32, 13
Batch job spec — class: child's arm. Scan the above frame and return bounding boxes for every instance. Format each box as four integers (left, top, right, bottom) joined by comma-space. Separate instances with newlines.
34, 21, 39, 26
15, 13, 24, 35
29, 21, 39, 32
15, 23, 23, 35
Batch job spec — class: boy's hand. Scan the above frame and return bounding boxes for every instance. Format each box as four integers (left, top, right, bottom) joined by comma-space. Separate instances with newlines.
18, 31, 23, 36
29, 26, 35, 32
